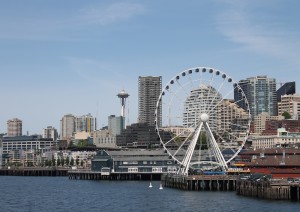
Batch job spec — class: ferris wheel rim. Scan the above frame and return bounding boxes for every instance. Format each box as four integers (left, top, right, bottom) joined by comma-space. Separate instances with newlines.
155, 66, 251, 167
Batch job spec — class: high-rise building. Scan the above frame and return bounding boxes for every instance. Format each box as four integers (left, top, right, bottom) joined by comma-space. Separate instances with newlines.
43, 126, 58, 141
235, 76, 277, 118
75, 113, 96, 133
276, 82, 296, 102
138, 76, 162, 127
108, 115, 124, 136
7, 118, 22, 137
60, 114, 75, 140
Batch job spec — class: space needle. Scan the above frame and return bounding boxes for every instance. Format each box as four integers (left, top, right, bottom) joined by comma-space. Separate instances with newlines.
117, 90, 129, 117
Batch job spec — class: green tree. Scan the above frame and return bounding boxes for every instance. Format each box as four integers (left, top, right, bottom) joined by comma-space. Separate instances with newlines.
57, 158, 61, 166
52, 157, 56, 166
61, 158, 65, 166
282, 111, 291, 119
70, 158, 74, 166
66, 157, 70, 166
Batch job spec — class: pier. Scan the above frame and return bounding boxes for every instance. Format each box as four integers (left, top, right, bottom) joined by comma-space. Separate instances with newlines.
236, 178, 300, 201
0, 167, 68, 177
68, 170, 162, 181
161, 174, 238, 191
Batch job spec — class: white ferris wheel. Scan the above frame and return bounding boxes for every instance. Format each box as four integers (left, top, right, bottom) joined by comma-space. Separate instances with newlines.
155, 67, 251, 176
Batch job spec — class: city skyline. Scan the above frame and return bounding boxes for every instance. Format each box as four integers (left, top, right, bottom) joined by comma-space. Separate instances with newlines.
1, 0, 300, 134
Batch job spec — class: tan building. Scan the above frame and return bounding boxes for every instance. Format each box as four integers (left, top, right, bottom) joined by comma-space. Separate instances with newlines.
254, 112, 284, 135
217, 99, 250, 136
278, 94, 300, 119
93, 130, 116, 148
7, 118, 22, 137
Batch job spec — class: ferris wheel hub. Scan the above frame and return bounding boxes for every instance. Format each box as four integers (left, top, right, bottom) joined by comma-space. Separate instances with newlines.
200, 113, 209, 122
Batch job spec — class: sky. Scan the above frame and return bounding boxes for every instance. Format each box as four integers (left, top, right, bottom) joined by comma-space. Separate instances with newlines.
1, 0, 300, 135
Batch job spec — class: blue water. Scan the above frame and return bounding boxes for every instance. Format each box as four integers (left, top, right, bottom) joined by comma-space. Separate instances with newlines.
0, 176, 298, 212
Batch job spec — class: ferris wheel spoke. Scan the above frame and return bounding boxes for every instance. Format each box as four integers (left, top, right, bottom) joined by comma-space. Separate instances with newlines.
204, 78, 226, 114
203, 70, 215, 113
155, 67, 251, 175
206, 85, 235, 116
209, 122, 241, 141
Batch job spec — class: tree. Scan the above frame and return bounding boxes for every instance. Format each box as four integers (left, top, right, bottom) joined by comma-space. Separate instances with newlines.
66, 157, 70, 166
282, 111, 291, 119
52, 157, 56, 166
76, 157, 80, 166
61, 158, 65, 166
57, 158, 61, 166
70, 158, 74, 166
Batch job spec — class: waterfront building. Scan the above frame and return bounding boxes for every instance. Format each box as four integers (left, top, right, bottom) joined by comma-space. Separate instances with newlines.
251, 128, 300, 149
43, 126, 58, 141
278, 94, 300, 119
60, 114, 75, 140
91, 149, 178, 173
254, 112, 284, 134
138, 76, 162, 127
238, 148, 300, 178
1, 135, 54, 154
235, 76, 277, 118
7, 118, 22, 137
276, 81, 296, 102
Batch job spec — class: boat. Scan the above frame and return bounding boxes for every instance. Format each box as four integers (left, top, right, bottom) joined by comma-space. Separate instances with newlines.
149, 182, 153, 188
159, 183, 163, 190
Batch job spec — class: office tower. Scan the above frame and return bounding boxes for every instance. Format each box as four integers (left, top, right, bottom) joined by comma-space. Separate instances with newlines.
234, 76, 277, 118
75, 113, 96, 133
108, 115, 125, 136
7, 118, 22, 137
276, 82, 296, 102
60, 114, 75, 140
138, 76, 162, 127
43, 126, 58, 141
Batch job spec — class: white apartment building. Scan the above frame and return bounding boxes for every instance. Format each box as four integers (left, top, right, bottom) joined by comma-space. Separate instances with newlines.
183, 85, 220, 131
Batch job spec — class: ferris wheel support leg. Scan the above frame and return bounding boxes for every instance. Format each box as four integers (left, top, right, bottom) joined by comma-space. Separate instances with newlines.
179, 122, 204, 176
204, 122, 228, 171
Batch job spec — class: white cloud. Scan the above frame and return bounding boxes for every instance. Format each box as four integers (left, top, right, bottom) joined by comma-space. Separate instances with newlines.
215, 1, 300, 68
79, 2, 145, 25
0, 2, 145, 40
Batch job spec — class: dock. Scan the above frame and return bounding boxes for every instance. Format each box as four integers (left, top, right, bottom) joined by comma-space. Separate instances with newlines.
161, 174, 238, 191
0, 167, 69, 176
68, 170, 162, 181
236, 178, 300, 201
